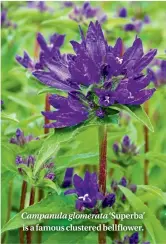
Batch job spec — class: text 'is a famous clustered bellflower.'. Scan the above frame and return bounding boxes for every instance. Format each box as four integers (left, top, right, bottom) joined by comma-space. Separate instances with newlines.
16, 21, 157, 129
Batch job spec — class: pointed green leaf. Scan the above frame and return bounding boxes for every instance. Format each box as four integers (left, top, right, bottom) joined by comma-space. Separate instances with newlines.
1, 112, 19, 123
112, 104, 154, 132
1, 194, 75, 233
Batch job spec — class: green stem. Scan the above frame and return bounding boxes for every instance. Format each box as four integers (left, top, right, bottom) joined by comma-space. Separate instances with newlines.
144, 101, 149, 185
98, 125, 107, 244
19, 181, 28, 244
26, 187, 35, 244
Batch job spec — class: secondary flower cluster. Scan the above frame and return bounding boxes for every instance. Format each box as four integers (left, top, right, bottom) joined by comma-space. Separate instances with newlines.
118, 7, 150, 33
10, 128, 39, 146
114, 232, 150, 244
64, 171, 115, 211
16, 21, 157, 129
148, 59, 166, 87
113, 135, 139, 157
15, 155, 55, 180
111, 177, 137, 202
69, 2, 107, 24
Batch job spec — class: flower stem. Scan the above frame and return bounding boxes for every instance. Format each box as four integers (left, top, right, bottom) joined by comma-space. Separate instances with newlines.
19, 180, 27, 244
44, 94, 50, 134
1, 182, 13, 243
26, 187, 35, 244
98, 125, 107, 194
98, 125, 107, 244
37, 189, 44, 244
34, 33, 40, 60
144, 101, 149, 185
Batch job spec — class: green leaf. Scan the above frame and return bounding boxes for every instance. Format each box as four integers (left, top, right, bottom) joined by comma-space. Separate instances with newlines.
36, 179, 61, 194
8, 95, 37, 113
33, 137, 60, 175
1, 194, 75, 233
138, 185, 166, 204
104, 17, 129, 29
37, 87, 67, 96
119, 186, 166, 244
146, 152, 166, 168
111, 104, 154, 132
155, 54, 166, 60
1, 112, 19, 123
43, 230, 90, 244
41, 18, 78, 31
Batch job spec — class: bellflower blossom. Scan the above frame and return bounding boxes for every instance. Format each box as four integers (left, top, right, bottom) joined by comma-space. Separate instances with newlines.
16, 155, 55, 180
148, 60, 166, 87
69, 2, 107, 24
118, 7, 150, 33
16, 21, 157, 129
64, 171, 115, 211
27, 1, 53, 13
10, 128, 39, 146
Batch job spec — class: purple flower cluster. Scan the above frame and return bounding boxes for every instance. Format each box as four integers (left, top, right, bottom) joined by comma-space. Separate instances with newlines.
10, 128, 39, 146
17, 21, 157, 129
64, 171, 115, 211
114, 232, 150, 244
27, 1, 53, 13
118, 7, 150, 33
69, 2, 107, 24
111, 177, 137, 202
1, 9, 17, 28
148, 60, 166, 87
15, 155, 55, 180
113, 135, 138, 156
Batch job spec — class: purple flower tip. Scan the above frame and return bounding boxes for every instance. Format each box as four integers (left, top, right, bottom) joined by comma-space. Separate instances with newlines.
62, 168, 74, 188
124, 23, 135, 31
16, 128, 23, 137
144, 15, 150, 24
96, 108, 105, 118
102, 193, 116, 208
119, 8, 127, 18
129, 232, 139, 244
113, 143, 119, 155
122, 135, 130, 147
45, 172, 55, 181
119, 177, 127, 187
111, 180, 118, 192
129, 184, 137, 193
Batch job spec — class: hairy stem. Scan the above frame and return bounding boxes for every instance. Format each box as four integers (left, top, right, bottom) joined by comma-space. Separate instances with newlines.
19, 181, 27, 244
26, 187, 35, 244
98, 125, 107, 244
44, 94, 50, 134
144, 101, 149, 185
